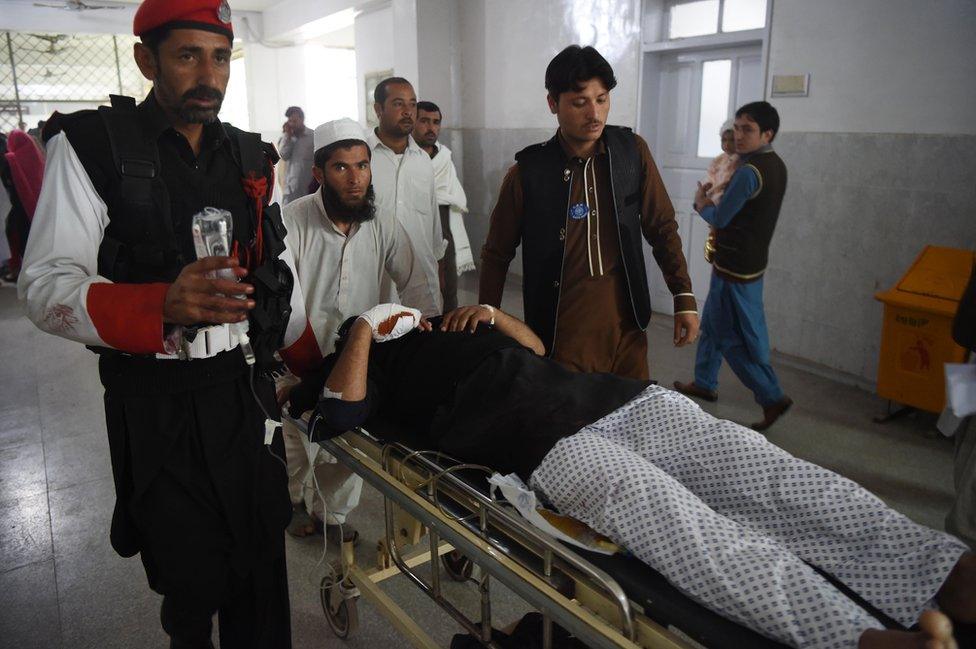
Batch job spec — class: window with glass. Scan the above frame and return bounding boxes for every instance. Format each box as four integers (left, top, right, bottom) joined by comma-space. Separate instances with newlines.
696, 59, 732, 158
668, 0, 766, 39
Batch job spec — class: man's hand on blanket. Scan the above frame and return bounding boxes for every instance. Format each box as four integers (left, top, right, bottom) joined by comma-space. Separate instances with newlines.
441, 305, 493, 333
358, 304, 427, 342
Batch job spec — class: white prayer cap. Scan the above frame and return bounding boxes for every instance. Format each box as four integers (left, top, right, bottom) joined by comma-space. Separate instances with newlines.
313, 118, 367, 152
719, 118, 734, 135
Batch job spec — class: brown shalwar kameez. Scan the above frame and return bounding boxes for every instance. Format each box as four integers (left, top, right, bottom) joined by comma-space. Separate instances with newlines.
480, 131, 696, 380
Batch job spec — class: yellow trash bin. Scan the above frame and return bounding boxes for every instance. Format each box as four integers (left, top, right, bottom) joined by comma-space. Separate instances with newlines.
875, 245, 975, 413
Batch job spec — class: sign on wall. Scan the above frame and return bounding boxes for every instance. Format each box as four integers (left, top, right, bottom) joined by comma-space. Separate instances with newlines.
770, 74, 810, 97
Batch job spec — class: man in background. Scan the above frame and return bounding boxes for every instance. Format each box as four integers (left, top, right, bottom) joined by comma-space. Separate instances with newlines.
278, 105, 315, 205
367, 77, 444, 313
675, 101, 793, 431
413, 100, 475, 311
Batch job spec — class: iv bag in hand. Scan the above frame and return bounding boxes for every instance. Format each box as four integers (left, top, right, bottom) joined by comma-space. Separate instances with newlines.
190, 207, 256, 365
191, 207, 235, 280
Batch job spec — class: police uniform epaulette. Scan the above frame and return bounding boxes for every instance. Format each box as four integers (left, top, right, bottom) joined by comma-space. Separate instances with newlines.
42, 109, 102, 144
261, 140, 280, 166
222, 122, 280, 166
43, 109, 117, 206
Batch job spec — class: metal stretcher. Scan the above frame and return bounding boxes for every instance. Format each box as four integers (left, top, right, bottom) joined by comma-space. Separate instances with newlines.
287, 412, 795, 649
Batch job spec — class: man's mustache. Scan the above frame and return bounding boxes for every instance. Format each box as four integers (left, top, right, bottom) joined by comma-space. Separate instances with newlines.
181, 85, 224, 103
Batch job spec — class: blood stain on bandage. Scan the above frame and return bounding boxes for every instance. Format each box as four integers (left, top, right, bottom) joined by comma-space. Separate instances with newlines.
378, 312, 414, 335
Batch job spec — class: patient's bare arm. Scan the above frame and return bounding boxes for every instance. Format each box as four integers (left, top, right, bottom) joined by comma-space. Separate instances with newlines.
441, 305, 545, 355
309, 319, 376, 439
325, 319, 373, 402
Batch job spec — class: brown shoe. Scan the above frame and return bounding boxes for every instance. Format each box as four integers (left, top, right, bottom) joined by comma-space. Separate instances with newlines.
673, 381, 718, 402
751, 396, 794, 431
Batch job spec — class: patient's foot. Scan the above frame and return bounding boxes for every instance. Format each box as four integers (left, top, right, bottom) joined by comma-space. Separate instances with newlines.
937, 551, 976, 624
858, 610, 956, 649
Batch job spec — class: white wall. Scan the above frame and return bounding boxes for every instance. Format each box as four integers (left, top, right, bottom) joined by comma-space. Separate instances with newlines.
303, 46, 358, 126
460, 0, 643, 131
243, 42, 306, 141
416, 0, 460, 127
243, 41, 356, 139
458, 1, 487, 129
353, 3, 395, 124
392, 0, 420, 86
220, 57, 251, 128
768, 0, 976, 135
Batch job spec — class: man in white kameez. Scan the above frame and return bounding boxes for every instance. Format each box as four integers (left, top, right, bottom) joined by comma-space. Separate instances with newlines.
367, 77, 445, 312
413, 100, 475, 311
278, 118, 438, 540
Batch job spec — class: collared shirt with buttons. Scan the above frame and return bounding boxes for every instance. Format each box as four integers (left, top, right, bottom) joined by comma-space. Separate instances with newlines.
366, 129, 445, 314
283, 188, 439, 355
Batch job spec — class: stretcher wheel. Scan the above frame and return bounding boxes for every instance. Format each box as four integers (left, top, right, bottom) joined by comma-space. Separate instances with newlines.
442, 549, 474, 581
320, 570, 360, 637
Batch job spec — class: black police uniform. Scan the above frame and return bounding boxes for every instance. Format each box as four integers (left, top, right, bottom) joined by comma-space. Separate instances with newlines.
47, 91, 294, 648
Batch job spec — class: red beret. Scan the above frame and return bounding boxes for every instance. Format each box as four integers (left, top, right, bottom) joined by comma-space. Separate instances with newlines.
134, 0, 234, 40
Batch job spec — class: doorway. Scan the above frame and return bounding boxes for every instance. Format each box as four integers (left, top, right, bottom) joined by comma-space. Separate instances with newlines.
640, 44, 762, 313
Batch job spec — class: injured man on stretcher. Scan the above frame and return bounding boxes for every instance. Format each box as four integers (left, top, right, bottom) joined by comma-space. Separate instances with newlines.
287, 303, 975, 649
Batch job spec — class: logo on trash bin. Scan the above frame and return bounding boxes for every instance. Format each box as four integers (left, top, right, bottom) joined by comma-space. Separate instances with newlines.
900, 336, 931, 373
895, 314, 929, 328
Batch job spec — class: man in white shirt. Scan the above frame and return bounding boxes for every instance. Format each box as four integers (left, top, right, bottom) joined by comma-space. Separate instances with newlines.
280, 118, 438, 539
278, 106, 315, 205
413, 100, 475, 311
366, 77, 445, 312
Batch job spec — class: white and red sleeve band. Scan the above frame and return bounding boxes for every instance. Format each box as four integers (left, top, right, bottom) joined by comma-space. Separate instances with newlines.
18, 132, 164, 352
276, 241, 323, 377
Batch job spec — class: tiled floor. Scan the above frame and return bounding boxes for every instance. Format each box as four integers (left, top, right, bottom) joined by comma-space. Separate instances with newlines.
0, 273, 957, 648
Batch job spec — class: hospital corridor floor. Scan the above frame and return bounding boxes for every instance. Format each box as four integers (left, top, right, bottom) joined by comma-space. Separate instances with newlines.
0, 274, 959, 648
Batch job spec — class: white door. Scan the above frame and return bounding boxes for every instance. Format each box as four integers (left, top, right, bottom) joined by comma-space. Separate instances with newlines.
639, 45, 762, 314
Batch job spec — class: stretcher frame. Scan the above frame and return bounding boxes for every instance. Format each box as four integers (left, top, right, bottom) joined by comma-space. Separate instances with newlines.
288, 413, 701, 649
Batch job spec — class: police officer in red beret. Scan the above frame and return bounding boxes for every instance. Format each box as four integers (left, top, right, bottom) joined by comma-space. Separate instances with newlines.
19, 1, 323, 646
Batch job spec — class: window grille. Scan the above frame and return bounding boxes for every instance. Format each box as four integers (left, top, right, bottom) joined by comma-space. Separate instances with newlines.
0, 31, 147, 133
